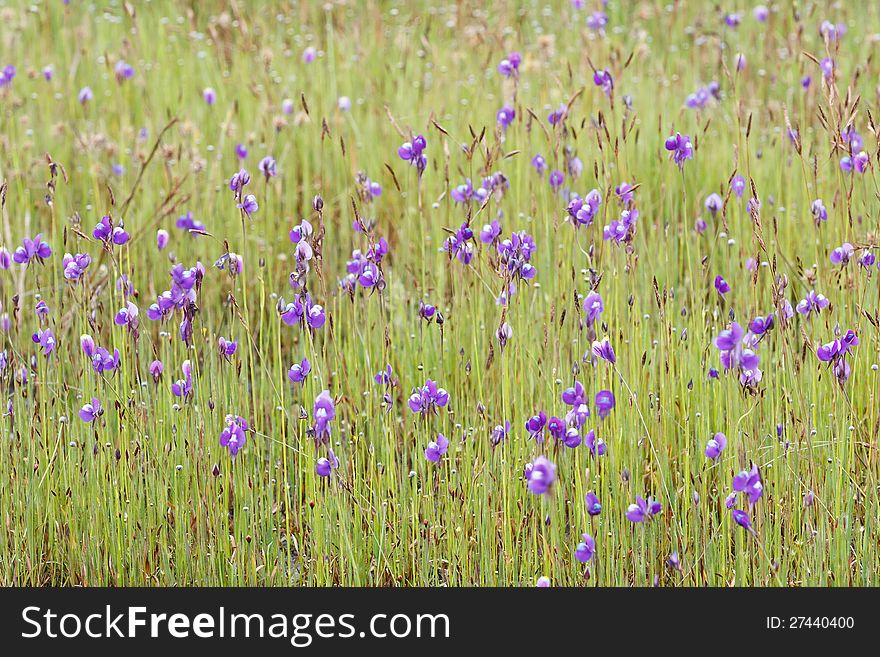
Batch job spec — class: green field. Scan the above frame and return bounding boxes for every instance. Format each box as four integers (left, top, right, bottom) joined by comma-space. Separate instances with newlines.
0, 0, 878, 586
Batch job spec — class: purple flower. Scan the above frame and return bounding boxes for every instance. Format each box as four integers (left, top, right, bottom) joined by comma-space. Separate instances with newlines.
408, 379, 449, 415
237, 194, 259, 217
705, 193, 723, 215
547, 416, 565, 441
567, 189, 602, 228
490, 421, 511, 447
114, 302, 139, 331
593, 69, 613, 97
754, 5, 769, 22
536, 577, 550, 588
497, 230, 537, 281
714, 275, 730, 296
714, 322, 762, 388
586, 10, 608, 31
816, 329, 859, 384
704, 432, 727, 460
497, 52, 521, 78
575, 533, 595, 563
615, 181, 636, 207
31, 328, 56, 356
13, 234, 52, 265
219, 414, 249, 457
695, 218, 708, 234
398, 135, 427, 176
203, 87, 216, 105
731, 509, 754, 533
312, 390, 336, 443
531, 154, 547, 175
664, 132, 693, 168
858, 251, 876, 271
830, 242, 854, 266
731, 175, 746, 199
171, 360, 193, 400
732, 464, 764, 505
524, 456, 556, 495
584, 491, 601, 516
840, 151, 868, 174
479, 219, 503, 245
149, 359, 164, 382
218, 336, 238, 361
525, 412, 547, 442
78, 86, 93, 104
796, 290, 829, 316
547, 105, 567, 127
810, 199, 828, 224
156, 229, 169, 250
425, 433, 450, 463
583, 429, 606, 457
592, 337, 616, 364
496, 105, 516, 130
603, 208, 639, 244
79, 398, 103, 423
626, 496, 662, 523
594, 390, 615, 419
114, 60, 134, 82
287, 358, 311, 384
280, 294, 325, 331
548, 169, 564, 192
303, 47, 317, 63
820, 57, 835, 81
258, 156, 277, 179
316, 449, 339, 477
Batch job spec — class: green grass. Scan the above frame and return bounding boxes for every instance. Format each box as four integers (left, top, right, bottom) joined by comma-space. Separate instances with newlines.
0, 0, 878, 586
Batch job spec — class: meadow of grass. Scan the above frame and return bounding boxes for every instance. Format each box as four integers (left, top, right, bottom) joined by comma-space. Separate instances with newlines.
0, 0, 878, 586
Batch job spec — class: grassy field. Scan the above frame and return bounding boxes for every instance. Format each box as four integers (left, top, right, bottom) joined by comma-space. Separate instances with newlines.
0, 0, 878, 586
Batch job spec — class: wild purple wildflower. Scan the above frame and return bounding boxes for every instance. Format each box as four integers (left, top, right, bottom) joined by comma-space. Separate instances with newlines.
695, 218, 708, 234
524, 456, 556, 495
583, 429, 606, 457
732, 464, 764, 505
0, 248, 10, 269
525, 411, 547, 442
563, 427, 582, 448
490, 420, 511, 447
582, 291, 604, 327
238, 194, 259, 217
686, 83, 720, 109
705, 193, 723, 216
536, 577, 550, 588
479, 219, 503, 245
748, 314, 774, 338
548, 169, 564, 192
418, 300, 436, 322
839, 151, 868, 173
79, 398, 103, 423
496, 105, 515, 130
829, 242, 854, 266
567, 155, 583, 179
203, 87, 216, 105
704, 432, 727, 459
398, 135, 427, 176
575, 534, 595, 563
78, 86, 93, 104
531, 154, 547, 175
731, 509, 755, 533
585, 491, 601, 516
735, 53, 746, 71
592, 337, 616, 364
819, 57, 835, 81
714, 322, 761, 387
312, 390, 336, 443
547, 416, 565, 441
753, 5, 769, 21
80, 334, 95, 357
219, 414, 249, 457
614, 181, 635, 207
858, 251, 876, 271
803, 490, 815, 508
816, 329, 859, 384
149, 359, 163, 382
497, 230, 537, 281
218, 337, 237, 361
586, 10, 608, 31
258, 156, 277, 180
13, 234, 52, 265
441, 222, 475, 265
280, 294, 325, 331
156, 229, 169, 250
41, 65, 53, 81
603, 208, 638, 244
731, 175, 746, 199
31, 328, 56, 356
796, 290, 829, 316
497, 52, 521, 78
303, 46, 317, 63
175, 211, 206, 234
724, 13, 741, 27
714, 275, 730, 296
547, 105, 567, 127
91, 347, 120, 375
567, 189, 602, 228
626, 496, 662, 523
810, 199, 828, 225
62, 253, 91, 280
496, 322, 513, 350
171, 360, 193, 400
0, 64, 16, 87
594, 390, 615, 419
593, 69, 613, 97
664, 132, 693, 168
287, 358, 311, 384
408, 379, 450, 415
114, 302, 139, 331
316, 449, 340, 477
114, 60, 134, 82
424, 433, 450, 463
